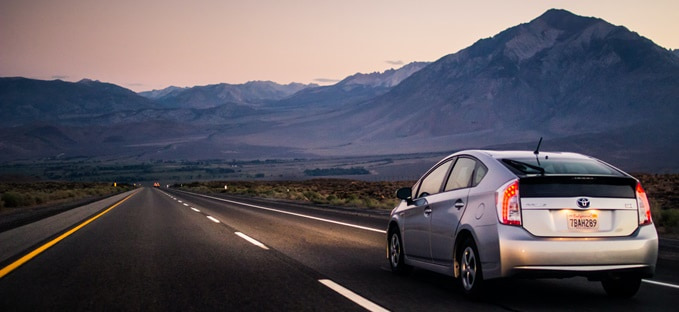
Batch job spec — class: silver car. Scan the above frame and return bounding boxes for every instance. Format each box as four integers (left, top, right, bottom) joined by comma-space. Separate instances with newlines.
387, 150, 657, 298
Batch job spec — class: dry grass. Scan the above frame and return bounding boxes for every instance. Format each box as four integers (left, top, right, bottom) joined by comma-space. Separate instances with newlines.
181, 179, 414, 210
181, 174, 679, 236
635, 174, 679, 236
0, 181, 134, 211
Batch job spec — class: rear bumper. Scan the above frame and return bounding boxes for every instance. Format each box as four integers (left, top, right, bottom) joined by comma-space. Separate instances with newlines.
496, 224, 658, 279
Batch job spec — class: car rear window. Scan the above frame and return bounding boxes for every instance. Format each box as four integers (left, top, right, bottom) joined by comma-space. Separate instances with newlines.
501, 157, 624, 176
520, 176, 636, 198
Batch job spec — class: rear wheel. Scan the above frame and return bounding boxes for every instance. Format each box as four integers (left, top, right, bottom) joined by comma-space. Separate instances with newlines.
458, 237, 484, 297
601, 275, 641, 298
388, 229, 411, 275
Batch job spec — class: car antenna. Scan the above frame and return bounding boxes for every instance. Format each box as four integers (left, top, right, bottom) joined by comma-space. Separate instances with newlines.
533, 137, 543, 167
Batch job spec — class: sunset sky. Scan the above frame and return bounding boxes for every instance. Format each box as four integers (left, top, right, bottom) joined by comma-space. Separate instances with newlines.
1, 0, 677, 92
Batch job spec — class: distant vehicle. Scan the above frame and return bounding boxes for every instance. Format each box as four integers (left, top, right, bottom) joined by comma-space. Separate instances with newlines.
153, 182, 160, 187
387, 150, 657, 298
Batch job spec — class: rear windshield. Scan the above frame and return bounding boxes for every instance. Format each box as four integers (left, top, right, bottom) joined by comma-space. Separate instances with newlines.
520, 177, 636, 198
502, 157, 623, 176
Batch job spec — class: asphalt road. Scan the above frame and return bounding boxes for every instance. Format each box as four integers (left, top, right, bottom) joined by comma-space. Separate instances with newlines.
1, 187, 678, 311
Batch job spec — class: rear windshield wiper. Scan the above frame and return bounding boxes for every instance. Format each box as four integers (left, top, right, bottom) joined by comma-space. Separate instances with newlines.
502, 159, 545, 175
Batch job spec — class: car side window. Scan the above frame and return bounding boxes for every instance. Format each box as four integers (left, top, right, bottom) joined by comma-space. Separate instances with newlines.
472, 162, 488, 186
416, 159, 453, 198
444, 157, 477, 191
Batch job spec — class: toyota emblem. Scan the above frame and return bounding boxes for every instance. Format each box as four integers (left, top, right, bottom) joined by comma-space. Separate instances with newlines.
577, 198, 590, 209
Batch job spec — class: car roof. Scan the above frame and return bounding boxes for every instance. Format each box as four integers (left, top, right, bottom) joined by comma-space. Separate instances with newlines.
470, 150, 593, 160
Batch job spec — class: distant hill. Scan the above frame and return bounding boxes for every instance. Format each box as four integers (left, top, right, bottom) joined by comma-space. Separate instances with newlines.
0, 78, 157, 126
0, 9, 677, 172
140, 81, 316, 109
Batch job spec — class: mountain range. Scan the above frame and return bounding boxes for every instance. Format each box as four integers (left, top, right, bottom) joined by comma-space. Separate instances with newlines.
1, 9, 677, 173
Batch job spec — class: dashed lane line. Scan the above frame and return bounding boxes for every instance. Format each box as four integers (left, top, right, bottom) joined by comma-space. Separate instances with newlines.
234, 232, 270, 250
319, 279, 389, 312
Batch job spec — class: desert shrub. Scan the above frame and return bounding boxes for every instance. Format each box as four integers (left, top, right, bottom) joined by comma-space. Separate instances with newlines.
661, 210, 679, 233
34, 193, 47, 205
650, 198, 663, 224
1, 191, 23, 208
302, 191, 321, 203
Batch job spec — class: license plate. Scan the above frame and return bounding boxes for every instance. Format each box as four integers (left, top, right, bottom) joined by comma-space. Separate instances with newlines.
567, 211, 599, 231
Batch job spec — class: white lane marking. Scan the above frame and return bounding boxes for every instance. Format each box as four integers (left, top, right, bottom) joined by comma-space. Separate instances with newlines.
319, 279, 389, 312
192, 193, 386, 234
191, 207, 201, 212
235, 232, 270, 250
643, 279, 679, 290
183, 203, 189, 206
178, 200, 183, 203
207, 216, 220, 223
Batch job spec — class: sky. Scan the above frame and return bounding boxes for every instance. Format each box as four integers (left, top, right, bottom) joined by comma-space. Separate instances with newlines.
1, 0, 677, 92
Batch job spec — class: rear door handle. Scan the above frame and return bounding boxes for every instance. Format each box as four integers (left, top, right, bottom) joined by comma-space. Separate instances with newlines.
454, 199, 465, 210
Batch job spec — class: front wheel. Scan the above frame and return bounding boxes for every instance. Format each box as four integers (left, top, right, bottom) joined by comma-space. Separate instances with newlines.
388, 229, 412, 275
458, 237, 484, 297
601, 275, 641, 298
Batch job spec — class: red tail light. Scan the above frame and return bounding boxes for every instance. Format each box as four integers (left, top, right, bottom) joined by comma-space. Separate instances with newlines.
636, 182, 652, 225
496, 179, 521, 226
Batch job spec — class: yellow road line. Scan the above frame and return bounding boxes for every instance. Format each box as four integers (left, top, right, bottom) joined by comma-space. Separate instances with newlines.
0, 191, 138, 279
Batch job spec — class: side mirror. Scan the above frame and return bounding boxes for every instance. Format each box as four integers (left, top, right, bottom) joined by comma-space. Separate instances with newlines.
396, 187, 412, 201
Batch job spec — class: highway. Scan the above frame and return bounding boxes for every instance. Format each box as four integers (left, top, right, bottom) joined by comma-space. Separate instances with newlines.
1, 187, 678, 311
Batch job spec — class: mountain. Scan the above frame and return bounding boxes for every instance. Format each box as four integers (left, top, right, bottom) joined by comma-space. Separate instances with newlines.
337, 62, 430, 89
273, 62, 429, 110
1, 9, 677, 172
352, 14, 671, 137
0, 77, 157, 126
227, 9, 678, 171
137, 86, 187, 100
348, 9, 678, 142
140, 81, 316, 109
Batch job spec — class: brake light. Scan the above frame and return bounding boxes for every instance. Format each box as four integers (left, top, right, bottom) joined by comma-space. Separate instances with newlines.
497, 179, 521, 226
636, 182, 652, 225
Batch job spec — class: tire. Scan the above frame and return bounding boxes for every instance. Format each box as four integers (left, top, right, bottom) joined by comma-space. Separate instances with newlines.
388, 229, 412, 275
458, 237, 484, 297
601, 275, 641, 298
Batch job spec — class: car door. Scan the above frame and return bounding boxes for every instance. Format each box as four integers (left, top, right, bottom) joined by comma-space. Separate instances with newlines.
402, 158, 454, 262
429, 157, 478, 266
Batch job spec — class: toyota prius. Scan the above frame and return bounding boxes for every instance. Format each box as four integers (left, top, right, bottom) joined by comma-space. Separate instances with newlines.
387, 150, 657, 298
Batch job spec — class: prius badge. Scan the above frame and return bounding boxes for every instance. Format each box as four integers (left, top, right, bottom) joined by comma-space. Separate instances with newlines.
577, 198, 591, 209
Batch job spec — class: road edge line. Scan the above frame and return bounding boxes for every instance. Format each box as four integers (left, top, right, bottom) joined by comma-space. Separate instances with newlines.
0, 191, 138, 279
643, 279, 679, 290
180, 191, 386, 234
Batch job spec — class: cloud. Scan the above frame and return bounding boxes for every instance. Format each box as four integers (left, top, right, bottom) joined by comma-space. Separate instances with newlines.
314, 78, 340, 84
385, 60, 404, 66
51, 75, 69, 80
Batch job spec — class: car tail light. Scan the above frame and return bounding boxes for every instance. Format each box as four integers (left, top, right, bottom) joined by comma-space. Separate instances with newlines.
636, 182, 652, 225
496, 179, 521, 226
